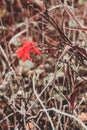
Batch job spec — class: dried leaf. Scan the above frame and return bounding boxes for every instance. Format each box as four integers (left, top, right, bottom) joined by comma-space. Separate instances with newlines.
34, 0, 43, 11
78, 113, 87, 121
25, 122, 34, 130
70, 78, 87, 112
70, 88, 78, 112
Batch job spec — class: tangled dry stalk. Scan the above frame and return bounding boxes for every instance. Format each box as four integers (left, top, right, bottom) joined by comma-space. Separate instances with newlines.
0, 0, 87, 130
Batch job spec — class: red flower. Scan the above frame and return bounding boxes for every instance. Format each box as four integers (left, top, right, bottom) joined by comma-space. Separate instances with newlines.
16, 40, 41, 62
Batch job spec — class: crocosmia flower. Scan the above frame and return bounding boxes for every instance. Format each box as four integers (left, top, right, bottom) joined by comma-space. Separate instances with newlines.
16, 40, 41, 62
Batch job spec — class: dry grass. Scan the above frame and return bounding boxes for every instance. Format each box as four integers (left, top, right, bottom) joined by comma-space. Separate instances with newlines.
0, 0, 87, 130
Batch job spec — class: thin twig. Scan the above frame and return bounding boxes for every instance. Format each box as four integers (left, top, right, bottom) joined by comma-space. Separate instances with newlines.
32, 73, 55, 130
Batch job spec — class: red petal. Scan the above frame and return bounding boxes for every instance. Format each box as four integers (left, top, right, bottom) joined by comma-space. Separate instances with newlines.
16, 40, 41, 62
29, 42, 37, 46
16, 46, 27, 58
22, 54, 31, 62
31, 47, 41, 55
22, 48, 31, 61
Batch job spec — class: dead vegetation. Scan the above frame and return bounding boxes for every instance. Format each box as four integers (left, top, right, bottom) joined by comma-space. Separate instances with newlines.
0, 0, 87, 130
